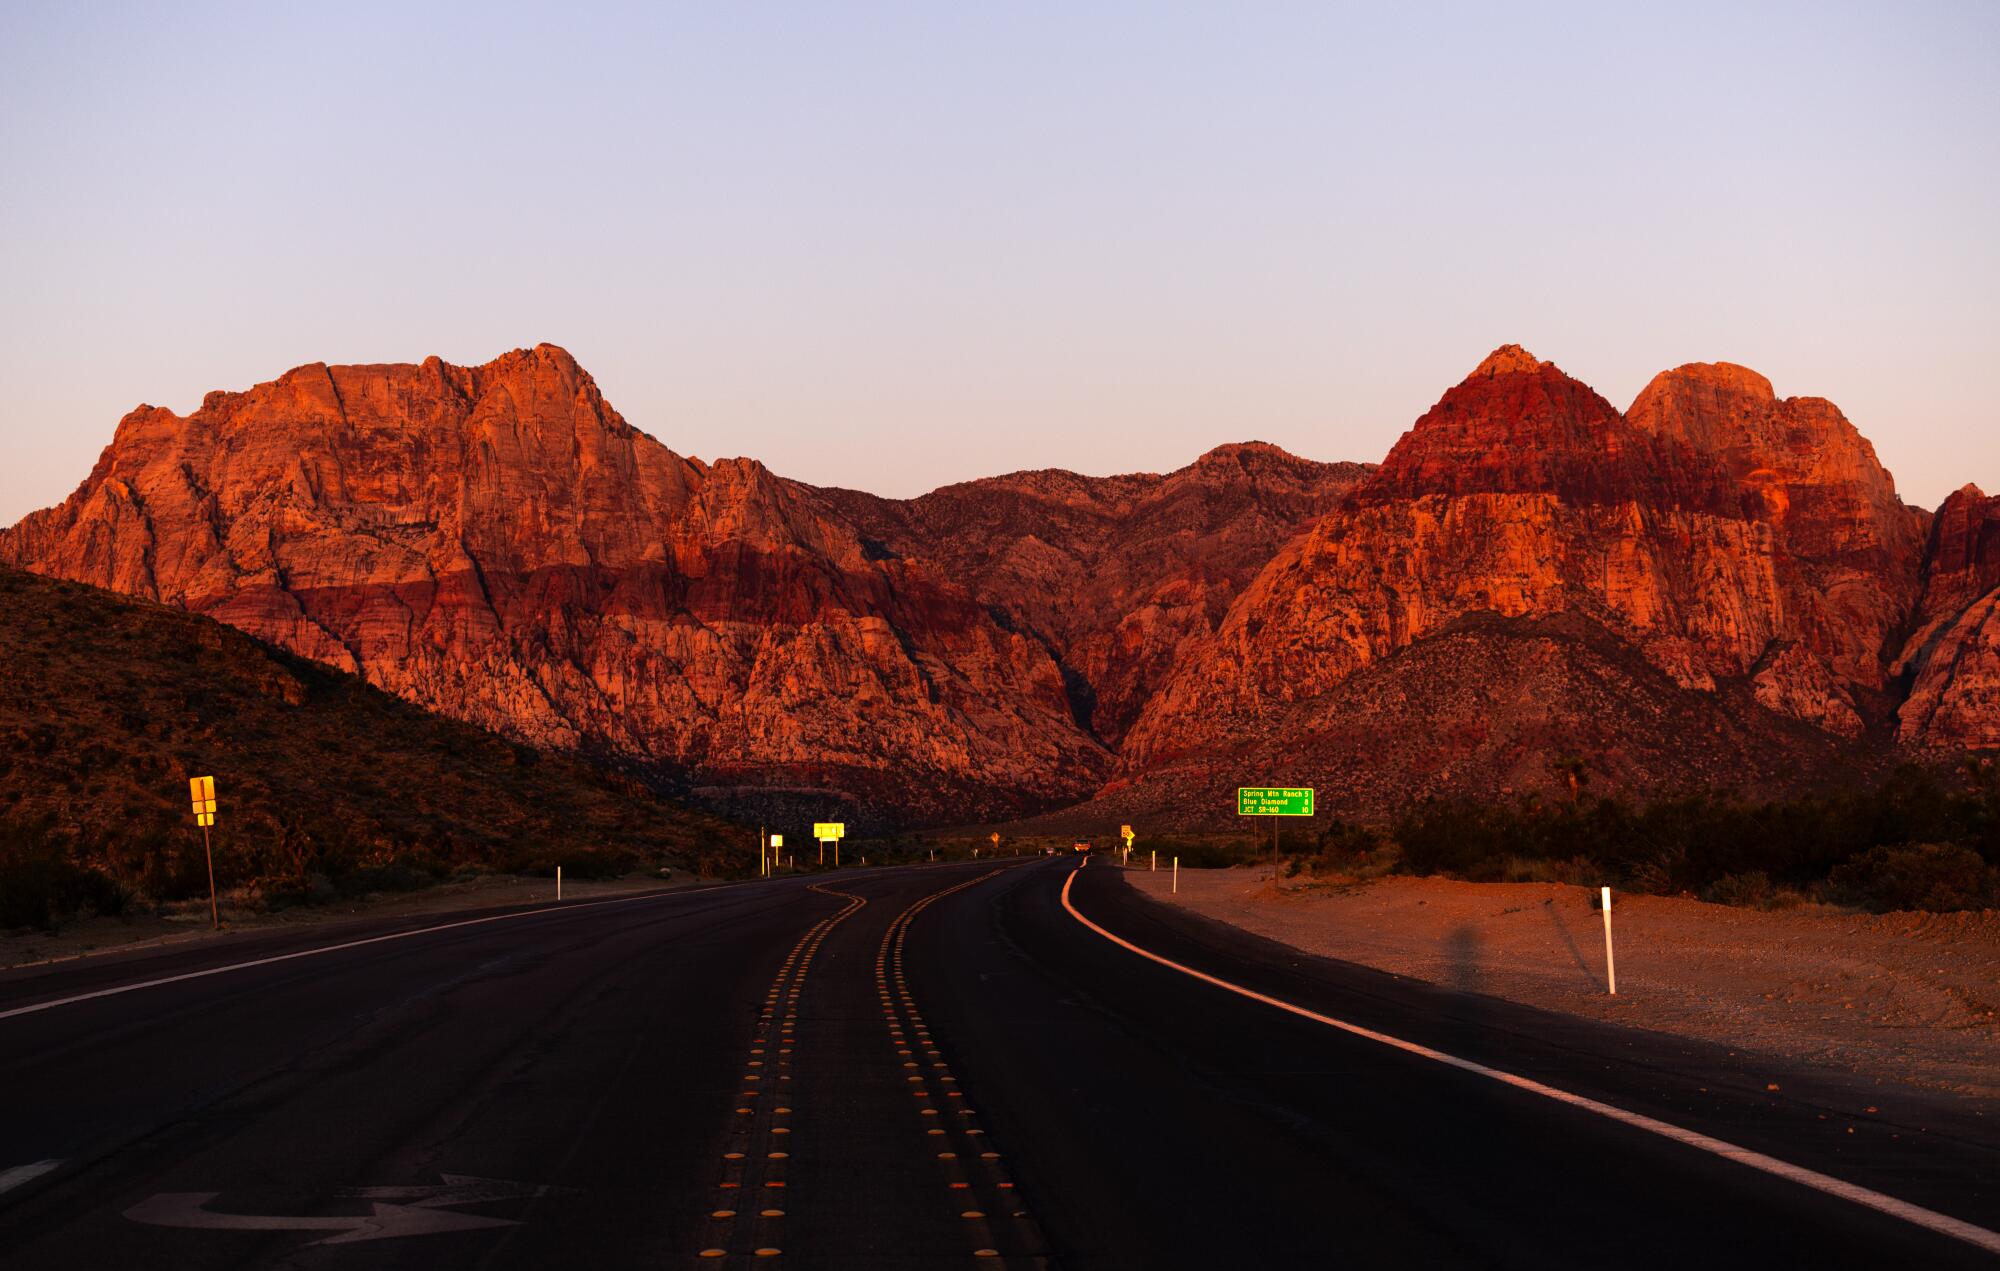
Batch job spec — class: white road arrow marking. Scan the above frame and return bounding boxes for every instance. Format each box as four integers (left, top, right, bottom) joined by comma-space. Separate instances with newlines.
124, 1192, 520, 1244
337, 1174, 575, 1208
0, 1159, 63, 1196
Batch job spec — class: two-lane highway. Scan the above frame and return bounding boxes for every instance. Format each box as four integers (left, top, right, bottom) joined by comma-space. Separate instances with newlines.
2, 857, 1996, 1268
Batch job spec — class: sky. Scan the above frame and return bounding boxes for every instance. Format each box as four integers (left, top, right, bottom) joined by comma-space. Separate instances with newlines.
1, 2, 1994, 524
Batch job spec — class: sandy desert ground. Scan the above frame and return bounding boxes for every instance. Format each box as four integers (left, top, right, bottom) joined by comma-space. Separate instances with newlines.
1120, 865, 2000, 1101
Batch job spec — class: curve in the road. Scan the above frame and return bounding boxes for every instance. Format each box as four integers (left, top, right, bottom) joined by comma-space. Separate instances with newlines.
877, 866, 1050, 1266
698, 883, 869, 1263
1059, 859, 2000, 1259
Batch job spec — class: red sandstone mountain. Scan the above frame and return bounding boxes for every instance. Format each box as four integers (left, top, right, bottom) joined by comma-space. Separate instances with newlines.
0, 346, 1107, 823
821, 444, 1371, 743
1896, 486, 2000, 750
1109, 347, 1936, 820
3, 341, 1989, 827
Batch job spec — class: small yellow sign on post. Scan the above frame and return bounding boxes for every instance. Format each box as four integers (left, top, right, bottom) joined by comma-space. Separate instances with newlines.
189, 775, 217, 826
769, 834, 784, 848
187, 775, 221, 930
1120, 824, 1134, 841
814, 822, 845, 867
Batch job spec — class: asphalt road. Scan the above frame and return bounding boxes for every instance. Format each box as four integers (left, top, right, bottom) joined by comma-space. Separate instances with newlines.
1, 856, 1995, 1269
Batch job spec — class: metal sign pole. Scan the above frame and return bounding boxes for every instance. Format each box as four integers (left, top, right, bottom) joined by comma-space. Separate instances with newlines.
202, 821, 219, 930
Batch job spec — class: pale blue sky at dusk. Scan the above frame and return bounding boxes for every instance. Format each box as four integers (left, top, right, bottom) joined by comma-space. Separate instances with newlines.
1, 2, 1993, 523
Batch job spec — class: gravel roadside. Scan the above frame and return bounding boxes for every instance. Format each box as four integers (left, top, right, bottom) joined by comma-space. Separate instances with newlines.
1119, 865, 2000, 1101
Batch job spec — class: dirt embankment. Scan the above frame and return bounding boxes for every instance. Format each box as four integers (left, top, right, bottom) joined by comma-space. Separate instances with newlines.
1122, 867, 2000, 1100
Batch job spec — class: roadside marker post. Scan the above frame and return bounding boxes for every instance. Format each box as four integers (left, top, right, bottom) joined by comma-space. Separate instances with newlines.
187, 776, 220, 930
556, 866, 562, 901
1150, 851, 1156, 872
1602, 886, 1617, 995
1172, 857, 1179, 894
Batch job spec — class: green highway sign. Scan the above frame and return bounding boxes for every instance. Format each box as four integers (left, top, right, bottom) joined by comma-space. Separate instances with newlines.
1237, 787, 1315, 817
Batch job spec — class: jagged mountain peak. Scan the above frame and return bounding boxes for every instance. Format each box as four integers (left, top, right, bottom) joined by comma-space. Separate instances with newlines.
1468, 343, 1551, 377
2, 341, 1989, 824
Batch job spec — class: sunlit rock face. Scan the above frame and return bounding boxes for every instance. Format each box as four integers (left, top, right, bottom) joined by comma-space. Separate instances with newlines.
1115, 346, 1938, 815
1897, 486, 2000, 750
0, 345, 1109, 822
4, 340, 1987, 826
821, 442, 1373, 745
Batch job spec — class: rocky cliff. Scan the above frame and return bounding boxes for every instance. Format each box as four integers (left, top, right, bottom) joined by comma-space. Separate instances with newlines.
0, 346, 1106, 823
1896, 486, 2000, 750
1113, 346, 1939, 818
4, 341, 1987, 828
821, 443, 1370, 743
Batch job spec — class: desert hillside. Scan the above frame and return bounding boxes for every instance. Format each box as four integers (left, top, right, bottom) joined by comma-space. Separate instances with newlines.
0, 565, 739, 921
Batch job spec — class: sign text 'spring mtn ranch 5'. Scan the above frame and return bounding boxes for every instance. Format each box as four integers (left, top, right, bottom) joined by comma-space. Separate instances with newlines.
1236, 787, 1314, 817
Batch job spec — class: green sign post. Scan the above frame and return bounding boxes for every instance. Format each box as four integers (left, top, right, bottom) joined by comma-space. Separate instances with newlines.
1237, 787, 1315, 877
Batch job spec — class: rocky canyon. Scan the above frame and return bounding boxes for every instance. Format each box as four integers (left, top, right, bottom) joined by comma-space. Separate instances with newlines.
4, 343, 1993, 827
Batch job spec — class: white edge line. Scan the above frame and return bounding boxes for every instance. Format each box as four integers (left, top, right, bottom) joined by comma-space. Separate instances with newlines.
0, 858, 1005, 1023
1060, 863, 2000, 1257
0, 887, 726, 1022
0, 1159, 64, 1195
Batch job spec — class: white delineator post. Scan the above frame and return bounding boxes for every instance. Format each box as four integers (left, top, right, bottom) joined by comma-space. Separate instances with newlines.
1150, 851, 1156, 872
556, 866, 562, 901
1172, 857, 1179, 894
1601, 886, 1616, 995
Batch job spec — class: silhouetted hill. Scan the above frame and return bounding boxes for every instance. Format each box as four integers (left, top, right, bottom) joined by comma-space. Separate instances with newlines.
0, 565, 741, 918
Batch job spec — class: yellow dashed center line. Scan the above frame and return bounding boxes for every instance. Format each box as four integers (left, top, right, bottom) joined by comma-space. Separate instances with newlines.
871, 866, 1050, 1267
696, 882, 867, 1265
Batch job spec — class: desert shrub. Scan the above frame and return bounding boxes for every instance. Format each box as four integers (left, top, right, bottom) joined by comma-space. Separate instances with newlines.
1965, 753, 2000, 861
336, 856, 444, 896
1393, 801, 1501, 877
498, 845, 641, 881
1380, 763, 2000, 910
1702, 870, 1773, 908
1495, 855, 1592, 885
1309, 819, 1390, 864
0, 845, 131, 929
1826, 843, 1994, 913
1128, 835, 1264, 869
548, 847, 640, 880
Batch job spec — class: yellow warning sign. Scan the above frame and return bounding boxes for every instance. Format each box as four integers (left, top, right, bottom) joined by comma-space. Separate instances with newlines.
189, 775, 217, 827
